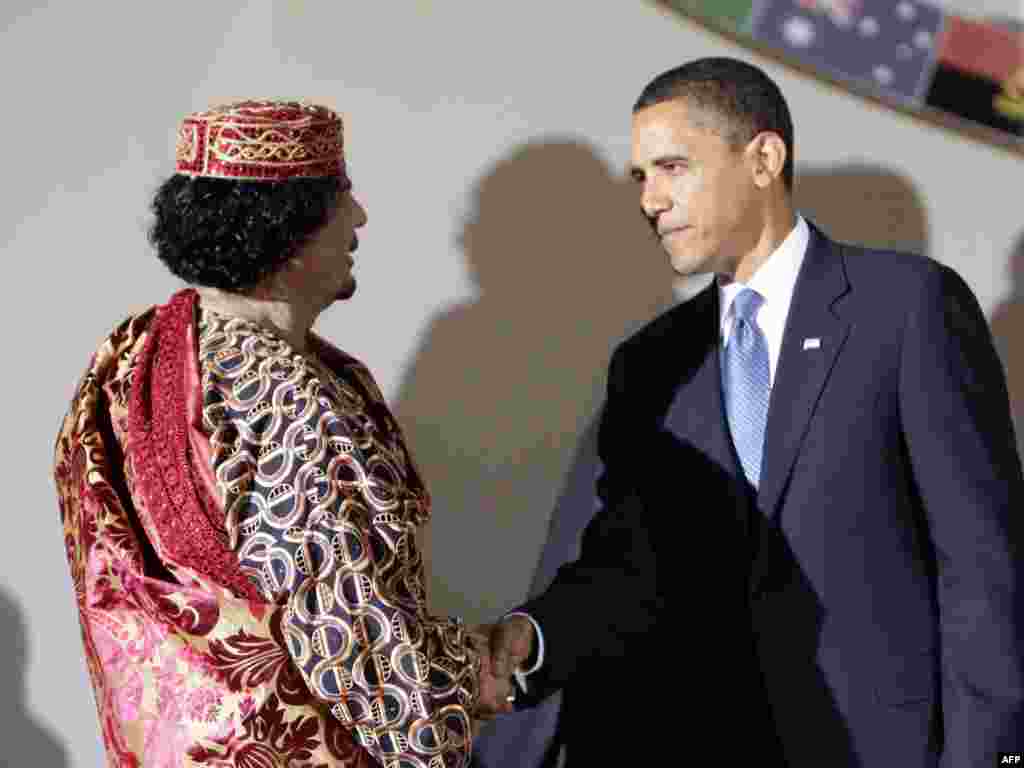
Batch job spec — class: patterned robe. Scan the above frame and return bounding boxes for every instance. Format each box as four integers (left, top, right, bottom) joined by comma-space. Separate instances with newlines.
53, 289, 481, 768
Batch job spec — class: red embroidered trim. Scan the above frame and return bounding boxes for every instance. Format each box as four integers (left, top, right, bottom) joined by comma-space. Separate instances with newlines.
127, 289, 263, 602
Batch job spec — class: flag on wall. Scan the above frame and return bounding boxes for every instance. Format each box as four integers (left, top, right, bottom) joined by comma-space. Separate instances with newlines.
661, 0, 1024, 147
661, 0, 757, 34
751, 0, 943, 104
926, 15, 1024, 136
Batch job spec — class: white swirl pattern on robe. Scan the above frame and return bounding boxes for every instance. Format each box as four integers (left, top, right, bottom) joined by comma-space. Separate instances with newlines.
198, 310, 479, 767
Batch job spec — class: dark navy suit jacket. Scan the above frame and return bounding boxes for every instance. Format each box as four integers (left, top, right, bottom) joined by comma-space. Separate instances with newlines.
517, 223, 1024, 767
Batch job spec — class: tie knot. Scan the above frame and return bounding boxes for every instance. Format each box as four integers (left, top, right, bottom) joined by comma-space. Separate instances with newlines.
732, 288, 764, 323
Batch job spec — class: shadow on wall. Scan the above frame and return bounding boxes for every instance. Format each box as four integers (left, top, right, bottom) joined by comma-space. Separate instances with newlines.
393, 138, 674, 627
989, 232, 1024, 461
793, 163, 929, 255
471, 417, 606, 768
0, 585, 70, 768
392, 139, 674, 768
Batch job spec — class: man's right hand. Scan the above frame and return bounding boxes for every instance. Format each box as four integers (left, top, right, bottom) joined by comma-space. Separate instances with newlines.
489, 614, 535, 680
469, 628, 515, 725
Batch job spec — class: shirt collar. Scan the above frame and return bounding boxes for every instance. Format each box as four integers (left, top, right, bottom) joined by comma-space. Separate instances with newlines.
719, 215, 809, 336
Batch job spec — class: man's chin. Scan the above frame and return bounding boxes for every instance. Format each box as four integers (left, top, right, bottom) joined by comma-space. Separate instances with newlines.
669, 251, 705, 277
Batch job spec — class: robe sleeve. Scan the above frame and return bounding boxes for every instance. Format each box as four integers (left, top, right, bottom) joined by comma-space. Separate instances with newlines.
200, 317, 480, 768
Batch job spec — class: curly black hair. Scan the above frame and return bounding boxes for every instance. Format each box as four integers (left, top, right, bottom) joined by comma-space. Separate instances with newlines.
148, 174, 343, 291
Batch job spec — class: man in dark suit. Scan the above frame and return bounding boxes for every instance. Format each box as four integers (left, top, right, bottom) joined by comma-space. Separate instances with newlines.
486, 57, 1024, 767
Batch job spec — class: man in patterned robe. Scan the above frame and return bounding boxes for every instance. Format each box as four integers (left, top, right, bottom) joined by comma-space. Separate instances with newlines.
53, 100, 513, 768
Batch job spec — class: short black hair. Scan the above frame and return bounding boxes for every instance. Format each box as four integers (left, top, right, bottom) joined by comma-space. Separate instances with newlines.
148, 175, 343, 292
634, 57, 794, 190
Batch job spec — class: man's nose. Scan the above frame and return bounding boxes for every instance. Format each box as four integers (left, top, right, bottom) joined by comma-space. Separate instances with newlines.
640, 181, 671, 219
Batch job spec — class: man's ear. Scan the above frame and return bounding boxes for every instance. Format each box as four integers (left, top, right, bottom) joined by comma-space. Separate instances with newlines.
747, 131, 787, 189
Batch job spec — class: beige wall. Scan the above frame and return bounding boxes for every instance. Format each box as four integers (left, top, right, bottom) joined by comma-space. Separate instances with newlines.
2, 1, 1022, 765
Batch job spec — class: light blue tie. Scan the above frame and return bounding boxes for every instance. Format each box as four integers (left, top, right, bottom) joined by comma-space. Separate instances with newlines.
722, 288, 770, 488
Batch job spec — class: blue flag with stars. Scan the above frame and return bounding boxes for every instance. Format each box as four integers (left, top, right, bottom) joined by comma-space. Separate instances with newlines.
751, 0, 945, 104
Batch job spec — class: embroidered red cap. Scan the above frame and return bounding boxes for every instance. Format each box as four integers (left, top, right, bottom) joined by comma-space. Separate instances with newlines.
175, 99, 346, 181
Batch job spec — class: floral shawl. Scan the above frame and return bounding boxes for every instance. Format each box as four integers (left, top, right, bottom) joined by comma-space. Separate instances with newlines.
53, 289, 480, 768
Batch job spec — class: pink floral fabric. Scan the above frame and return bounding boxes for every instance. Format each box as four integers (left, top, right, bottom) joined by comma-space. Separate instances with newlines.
54, 291, 479, 767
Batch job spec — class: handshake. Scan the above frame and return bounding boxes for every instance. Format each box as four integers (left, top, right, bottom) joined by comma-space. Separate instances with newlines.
466, 615, 536, 735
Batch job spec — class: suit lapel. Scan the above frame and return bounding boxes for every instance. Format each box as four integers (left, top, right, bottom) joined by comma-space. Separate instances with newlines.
662, 285, 743, 478
758, 225, 852, 518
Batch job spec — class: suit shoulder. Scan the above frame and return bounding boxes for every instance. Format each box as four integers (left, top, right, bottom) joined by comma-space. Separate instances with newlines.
839, 241, 934, 281
839, 242, 972, 301
834, 243, 987, 342
615, 283, 715, 361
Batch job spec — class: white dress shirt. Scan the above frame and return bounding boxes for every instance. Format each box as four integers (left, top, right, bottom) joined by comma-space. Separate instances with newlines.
718, 215, 809, 386
515, 215, 810, 692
